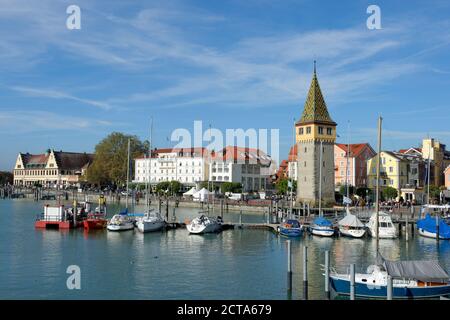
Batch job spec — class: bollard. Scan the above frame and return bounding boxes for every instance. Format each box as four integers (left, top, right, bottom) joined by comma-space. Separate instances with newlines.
303, 246, 308, 300
239, 209, 242, 225
325, 250, 330, 300
387, 275, 393, 300
350, 264, 355, 300
287, 240, 292, 293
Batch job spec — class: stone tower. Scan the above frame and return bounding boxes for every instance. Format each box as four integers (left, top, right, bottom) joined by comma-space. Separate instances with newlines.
296, 63, 337, 206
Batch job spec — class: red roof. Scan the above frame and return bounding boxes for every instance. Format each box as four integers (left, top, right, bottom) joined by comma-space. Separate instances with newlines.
212, 146, 271, 164
335, 143, 374, 157
288, 144, 298, 162
399, 147, 422, 154
136, 147, 209, 159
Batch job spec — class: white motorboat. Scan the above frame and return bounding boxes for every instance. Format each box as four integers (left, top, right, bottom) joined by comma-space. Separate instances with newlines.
338, 208, 366, 238
187, 215, 222, 234
366, 211, 398, 239
136, 209, 165, 233
107, 213, 135, 231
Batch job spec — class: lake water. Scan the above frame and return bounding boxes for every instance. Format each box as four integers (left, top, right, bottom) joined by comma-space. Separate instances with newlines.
1, 199, 449, 300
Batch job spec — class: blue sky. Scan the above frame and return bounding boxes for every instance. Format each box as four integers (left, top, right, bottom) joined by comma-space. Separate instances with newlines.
1, 0, 450, 170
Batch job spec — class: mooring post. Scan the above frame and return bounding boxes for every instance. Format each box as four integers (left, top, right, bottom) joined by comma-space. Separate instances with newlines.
325, 250, 330, 300
387, 275, 393, 300
166, 198, 169, 222
158, 197, 162, 213
239, 208, 243, 226
405, 211, 409, 241
303, 246, 308, 300
172, 207, 176, 222
220, 199, 224, 218
436, 214, 440, 241
287, 240, 292, 294
350, 264, 355, 300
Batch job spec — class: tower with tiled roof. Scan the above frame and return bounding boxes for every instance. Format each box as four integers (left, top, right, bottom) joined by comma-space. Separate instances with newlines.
296, 62, 337, 206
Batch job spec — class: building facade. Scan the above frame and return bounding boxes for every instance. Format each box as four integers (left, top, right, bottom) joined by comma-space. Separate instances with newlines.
445, 165, 450, 190
13, 149, 93, 187
134, 148, 209, 187
210, 146, 272, 192
295, 64, 337, 206
334, 143, 376, 188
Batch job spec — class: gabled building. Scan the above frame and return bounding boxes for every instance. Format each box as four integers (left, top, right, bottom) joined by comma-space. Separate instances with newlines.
13, 149, 93, 187
445, 165, 450, 190
334, 143, 376, 188
295, 63, 337, 206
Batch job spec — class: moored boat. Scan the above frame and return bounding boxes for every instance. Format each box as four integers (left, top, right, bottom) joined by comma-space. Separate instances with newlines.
107, 209, 135, 231
278, 219, 303, 237
366, 211, 398, 239
329, 256, 450, 299
310, 217, 335, 237
417, 213, 450, 240
136, 209, 165, 233
187, 215, 222, 234
338, 208, 366, 238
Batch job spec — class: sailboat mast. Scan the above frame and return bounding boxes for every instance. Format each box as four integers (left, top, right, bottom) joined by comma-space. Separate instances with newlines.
290, 118, 295, 219
126, 138, 130, 210
375, 117, 383, 243
148, 117, 153, 213
427, 139, 431, 205
346, 121, 350, 206
319, 140, 323, 217
210, 124, 214, 217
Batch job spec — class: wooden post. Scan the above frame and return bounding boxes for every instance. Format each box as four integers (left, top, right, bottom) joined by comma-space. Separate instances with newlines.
172, 207, 176, 222
166, 198, 169, 222
287, 240, 292, 293
220, 199, 224, 218
303, 246, 308, 300
324, 250, 330, 300
405, 211, 409, 241
387, 275, 393, 300
350, 264, 355, 300
239, 208, 243, 225
158, 197, 162, 213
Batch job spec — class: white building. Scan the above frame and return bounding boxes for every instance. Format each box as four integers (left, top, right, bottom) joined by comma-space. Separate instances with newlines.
134, 148, 209, 187
209, 146, 272, 192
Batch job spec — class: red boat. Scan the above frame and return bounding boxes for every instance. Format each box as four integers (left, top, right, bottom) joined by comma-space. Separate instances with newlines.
83, 213, 107, 230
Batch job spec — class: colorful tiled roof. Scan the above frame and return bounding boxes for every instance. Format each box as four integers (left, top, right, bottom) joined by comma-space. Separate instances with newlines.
335, 143, 375, 158
296, 63, 336, 126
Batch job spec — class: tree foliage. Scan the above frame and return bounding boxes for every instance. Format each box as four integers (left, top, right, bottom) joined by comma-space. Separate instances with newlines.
87, 132, 148, 185
0, 171, 13, 185
276, 178, 296, 195
339, 184, 355, 197
221, 182, 242, 193
382, 186, 398, 200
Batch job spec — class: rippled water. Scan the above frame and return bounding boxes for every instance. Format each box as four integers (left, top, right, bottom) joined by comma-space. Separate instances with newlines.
1, 199, 449, 300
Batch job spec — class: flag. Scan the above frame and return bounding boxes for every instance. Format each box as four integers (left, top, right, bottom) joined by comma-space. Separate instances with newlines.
343, 196, 352, 205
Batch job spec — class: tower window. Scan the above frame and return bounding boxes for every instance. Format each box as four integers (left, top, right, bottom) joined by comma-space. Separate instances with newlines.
306, 127, 311, 134
318, 126, 324, 134
304, 147, 307, 153
299, 128, 304, 135
327, 128, 332, 135
304, 161, 307, 167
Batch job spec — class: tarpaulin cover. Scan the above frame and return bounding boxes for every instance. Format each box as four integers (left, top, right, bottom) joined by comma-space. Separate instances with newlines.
338, 209, 365, 227
416, 214, 450, 238
377, 254, 449, 282
313, 217, 332, 227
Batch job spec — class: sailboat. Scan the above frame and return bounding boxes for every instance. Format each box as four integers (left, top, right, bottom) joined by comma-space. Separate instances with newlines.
366, 117, 398, 239
107, 139, 135, 232
310, 140, 335, 237
136, 118, 165, 233
338, 124, 367, 238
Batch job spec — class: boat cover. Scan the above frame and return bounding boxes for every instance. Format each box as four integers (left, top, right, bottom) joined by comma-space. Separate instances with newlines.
284, 220, 300, 228
119, 208, 128, 215
416, 214, 450, 238
313, 217, 332, 227
377, 254, 449, 282
338, 211, 365, 228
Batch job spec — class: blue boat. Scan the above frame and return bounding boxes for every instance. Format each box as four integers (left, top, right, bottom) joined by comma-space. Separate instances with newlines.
310, 217, 335, 237
417, 213, 450, 240
278, 219, 303, 237
329, 256, 450, 299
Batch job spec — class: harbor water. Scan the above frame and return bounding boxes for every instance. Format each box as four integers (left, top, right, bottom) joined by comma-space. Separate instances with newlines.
1, 199, 450, 300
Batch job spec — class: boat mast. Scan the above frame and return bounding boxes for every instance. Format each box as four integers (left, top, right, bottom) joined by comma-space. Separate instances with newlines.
210, 124, 214, 217
346, 121, 350, 210
427, 138, 431, 205
148, 117, 153, 213
375, 117, 383, 246
126, 138, 130, 210
319, 140, 323, 217
290, 118, 295, 219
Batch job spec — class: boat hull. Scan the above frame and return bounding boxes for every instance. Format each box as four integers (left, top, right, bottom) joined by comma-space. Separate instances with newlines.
418, 228, 450, 240
137, 220, 165, 233
311, 226, 335, 237
330, 276, 450, 299
339, 227, 366, 238
278, 227, 303, 237
107, 223, 134, 231
83, 219, 107, 230
187, 222, 221, 234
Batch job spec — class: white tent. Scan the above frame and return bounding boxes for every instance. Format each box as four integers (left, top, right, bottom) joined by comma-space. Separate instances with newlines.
193, 188, 210, 202
183, 187, 197, 197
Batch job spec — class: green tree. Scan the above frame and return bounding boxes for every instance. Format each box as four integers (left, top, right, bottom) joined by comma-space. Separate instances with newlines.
0, 171, 13, 185
382, 186, 398, 200
356, 187, 372, 199
155, 181, 170, 194
87, 132, 148, 185
428, 185, 441, 201
276, 178, 296, 195
169, 180, 182, 195
221, 182, 243, 193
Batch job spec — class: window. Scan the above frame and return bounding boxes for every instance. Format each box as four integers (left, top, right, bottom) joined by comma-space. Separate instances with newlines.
299, 128, 304, 135
304, 147, 307, 153
327, 128, 332, 135
389, 167, 393, 173
318, 126, 324, 134
304, 161, 307, 167
306, 127, 311, 134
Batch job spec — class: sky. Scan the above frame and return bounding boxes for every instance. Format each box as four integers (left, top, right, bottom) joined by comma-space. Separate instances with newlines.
0, 0, 450, 170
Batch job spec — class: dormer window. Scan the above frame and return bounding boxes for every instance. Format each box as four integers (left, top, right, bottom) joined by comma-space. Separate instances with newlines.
327, 128, 332, 135
306, 127, 311, 134
318, 126, 324, 134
